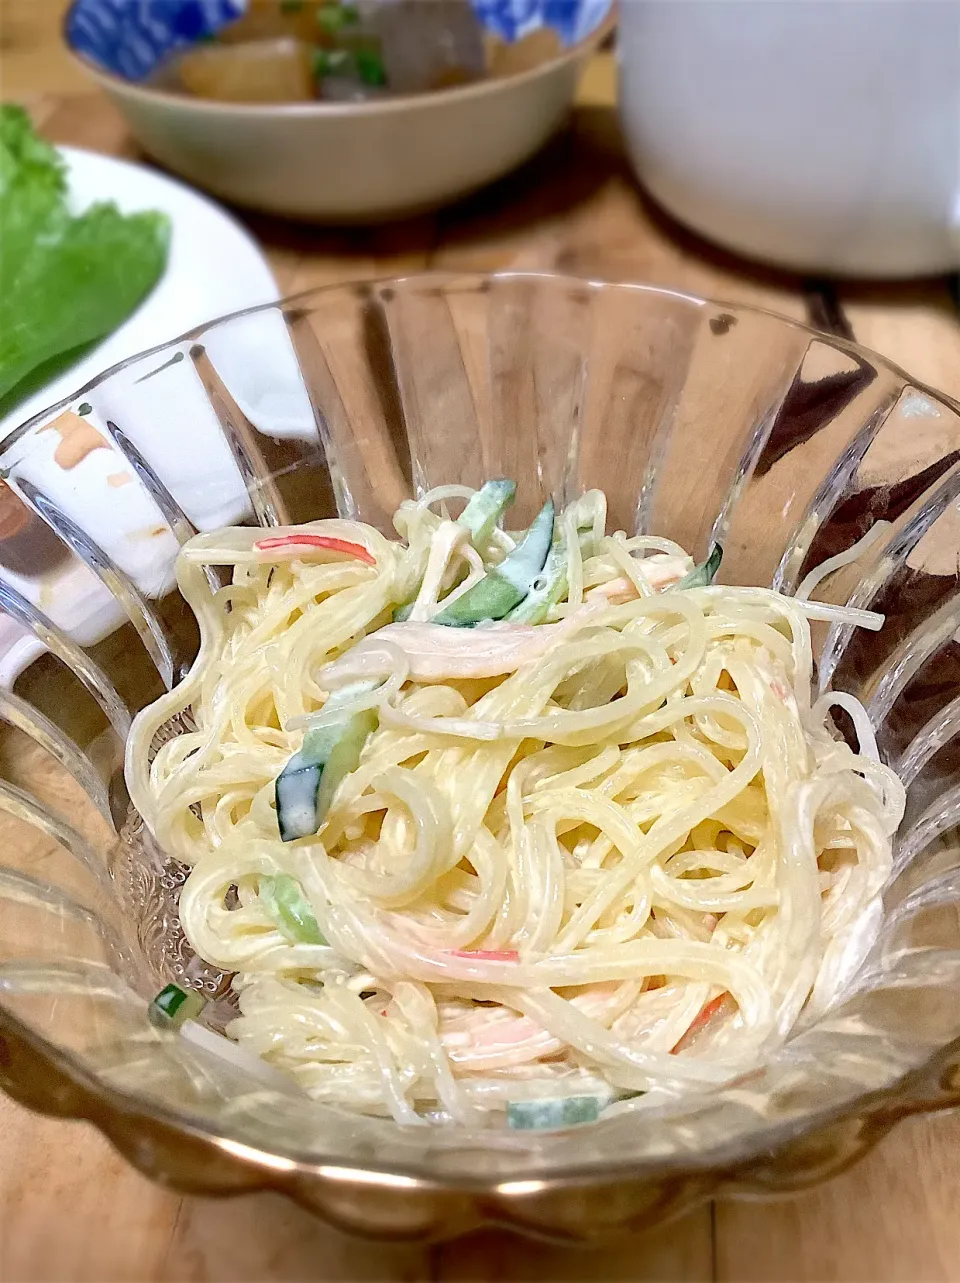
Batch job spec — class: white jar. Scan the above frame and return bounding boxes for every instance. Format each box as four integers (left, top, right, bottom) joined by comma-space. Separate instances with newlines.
618, 0, 960, 277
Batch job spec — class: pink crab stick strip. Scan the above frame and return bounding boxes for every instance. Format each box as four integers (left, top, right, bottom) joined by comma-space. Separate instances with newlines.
254, 533, 376, 565
321, 606, 604, 683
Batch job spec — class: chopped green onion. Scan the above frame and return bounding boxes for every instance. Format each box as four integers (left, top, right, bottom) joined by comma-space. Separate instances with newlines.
676, 543, 723, 589
317, 2, 345, 31
458, 479, 517, 545
317, 2, 359, 33
313, 47, 354, 78
76, 401, 92, 416
506, 1095, 602, 1130
260, 873, 327, 945
149, 983, 206, 1030
355, 48, 386, 86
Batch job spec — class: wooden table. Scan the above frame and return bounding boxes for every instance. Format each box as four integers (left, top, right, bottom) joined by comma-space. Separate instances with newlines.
5, 4, 960, 1280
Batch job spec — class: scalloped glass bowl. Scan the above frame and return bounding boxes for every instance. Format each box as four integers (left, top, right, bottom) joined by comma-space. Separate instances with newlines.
3, 273, 960, 1242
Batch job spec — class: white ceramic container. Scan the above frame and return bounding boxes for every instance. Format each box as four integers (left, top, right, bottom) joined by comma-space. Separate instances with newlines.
618, 0, 960, 277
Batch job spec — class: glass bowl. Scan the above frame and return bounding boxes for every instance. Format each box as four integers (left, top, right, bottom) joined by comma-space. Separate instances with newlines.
3, 272, 960, 1243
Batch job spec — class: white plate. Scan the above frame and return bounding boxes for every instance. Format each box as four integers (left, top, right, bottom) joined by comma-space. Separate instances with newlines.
0, 145, 279, 685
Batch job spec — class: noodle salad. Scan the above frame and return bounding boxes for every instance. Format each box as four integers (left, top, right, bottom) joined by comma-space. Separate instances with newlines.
125, 483, 904, 1129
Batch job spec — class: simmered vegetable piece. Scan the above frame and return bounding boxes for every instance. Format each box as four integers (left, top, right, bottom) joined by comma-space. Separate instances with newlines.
177, 38, 316, 102
164, 0, 567, 104
374, 0, 483, 93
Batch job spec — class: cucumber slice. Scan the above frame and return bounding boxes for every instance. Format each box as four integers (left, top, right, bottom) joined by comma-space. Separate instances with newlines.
260, 873, 326, 944
149, 983, 206, 1030
506, 540, 567, 623
393, 482, 518, 622
275, 705, 376, 842
432, 570, 524, 626
676, 543, 723, 589
312, 708, 376, 818
494, 498, 556, 594
458, 479, 516, 544
434, 498, 556, 627
506, 1095, 602, 1130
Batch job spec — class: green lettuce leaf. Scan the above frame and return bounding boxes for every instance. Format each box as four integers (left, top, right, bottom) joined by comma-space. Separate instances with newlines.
0, 105, 170, 411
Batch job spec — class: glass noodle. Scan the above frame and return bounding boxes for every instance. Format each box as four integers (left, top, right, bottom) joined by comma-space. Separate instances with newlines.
125, 486, 903, 1128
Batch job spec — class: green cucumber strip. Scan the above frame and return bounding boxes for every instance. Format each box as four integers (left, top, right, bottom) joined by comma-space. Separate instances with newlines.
260, 874, 326, 945
149, 983, 206, 1030
301, 681, 378, 750
432, 570, 524, 627
275, 756, 322, 842
434, 498, 556, 627
506, 541, 567, 623
314, 708, 377, 818
398, 481, 517, 623
301, 705, 377, 764
676, 543, 723, 590
506, 1095, 601, 1130
276, 706, 377, 842
458, 479, 517, 545
495, 498, 556, 593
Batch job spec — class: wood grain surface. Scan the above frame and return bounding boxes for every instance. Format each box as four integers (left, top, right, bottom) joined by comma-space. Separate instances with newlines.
3, 3, 960, 1280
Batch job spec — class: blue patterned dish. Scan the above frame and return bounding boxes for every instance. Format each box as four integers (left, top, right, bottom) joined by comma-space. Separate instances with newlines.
66, 0, 613, 82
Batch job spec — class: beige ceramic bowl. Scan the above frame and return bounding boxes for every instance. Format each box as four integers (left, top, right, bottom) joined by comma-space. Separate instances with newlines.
69, 21, 611, 223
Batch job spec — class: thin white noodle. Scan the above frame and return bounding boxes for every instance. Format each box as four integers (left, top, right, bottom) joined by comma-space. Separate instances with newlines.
794, 521, 891, 602
813, 691, 881, 763
126, 487, 903, 1125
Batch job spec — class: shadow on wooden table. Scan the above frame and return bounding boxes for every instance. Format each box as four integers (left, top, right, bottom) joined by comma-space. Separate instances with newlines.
163, 1199, 712, 1283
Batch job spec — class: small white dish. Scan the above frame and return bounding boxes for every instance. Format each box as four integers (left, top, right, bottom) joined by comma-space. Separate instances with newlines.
0, 145, 279, 684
